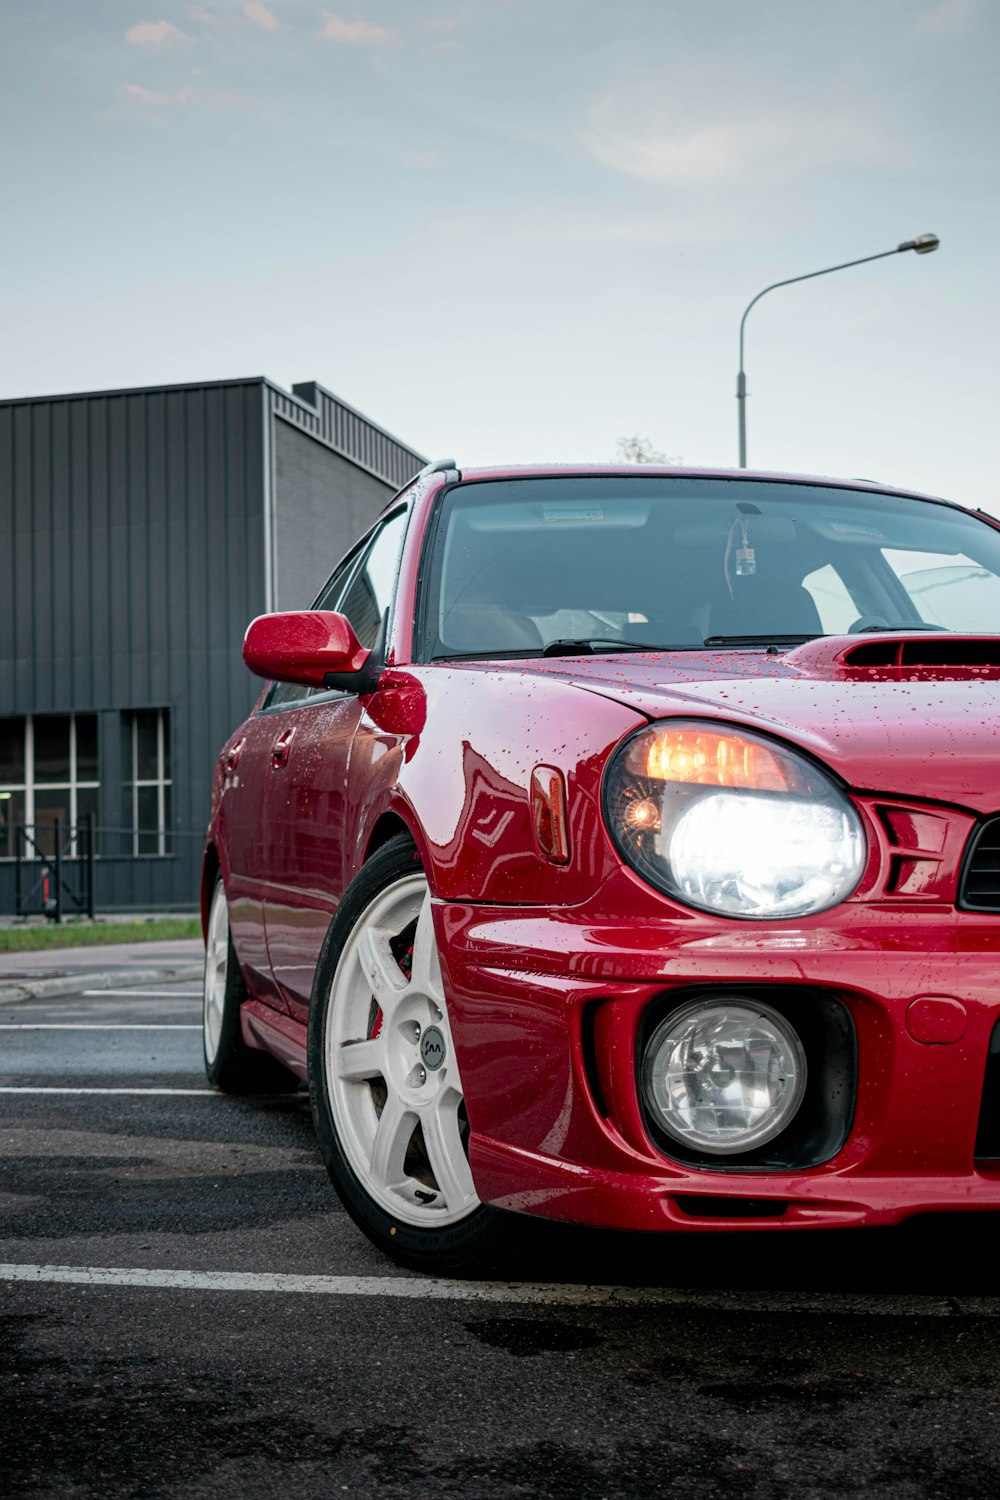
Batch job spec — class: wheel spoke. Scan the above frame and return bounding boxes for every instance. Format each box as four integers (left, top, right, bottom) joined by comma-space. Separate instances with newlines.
356, 924, 407, 1016
369, 1094, 415, 1192
208, 895, 227, 954
410, 892, 444, 1004
336, 1037, 386, 1083
421, 1091, 477, 1214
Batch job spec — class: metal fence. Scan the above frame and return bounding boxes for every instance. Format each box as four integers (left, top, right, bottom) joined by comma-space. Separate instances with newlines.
1, 821, 204, 918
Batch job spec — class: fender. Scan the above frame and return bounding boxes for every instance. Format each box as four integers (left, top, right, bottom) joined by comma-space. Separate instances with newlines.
347, 665, 645, 905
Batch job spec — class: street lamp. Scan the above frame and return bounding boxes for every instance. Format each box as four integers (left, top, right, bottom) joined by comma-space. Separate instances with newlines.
736, 234, 940, 468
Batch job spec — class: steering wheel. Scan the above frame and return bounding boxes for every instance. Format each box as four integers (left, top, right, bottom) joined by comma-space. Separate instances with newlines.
847, 617, 948, 634
847, 616, 890, 634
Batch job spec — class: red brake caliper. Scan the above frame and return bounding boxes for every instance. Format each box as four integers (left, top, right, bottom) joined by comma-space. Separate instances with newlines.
370, 944, 414, 1040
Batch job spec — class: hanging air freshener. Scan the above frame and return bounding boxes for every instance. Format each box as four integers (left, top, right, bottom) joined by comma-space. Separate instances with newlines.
735, 519, 756, 576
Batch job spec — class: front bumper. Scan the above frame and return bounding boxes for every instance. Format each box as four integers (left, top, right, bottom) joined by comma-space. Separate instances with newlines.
436, 870, 1000, 1231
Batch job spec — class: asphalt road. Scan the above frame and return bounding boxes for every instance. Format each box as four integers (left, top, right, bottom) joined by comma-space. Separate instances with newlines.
2, 983, 1000, 1499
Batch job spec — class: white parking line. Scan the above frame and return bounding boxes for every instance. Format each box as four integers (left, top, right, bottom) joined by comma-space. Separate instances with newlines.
0, 1087, 217, 1096
0, 1262, 994, 1316
82, 990, 202, 998
0, 1024, 200, 1031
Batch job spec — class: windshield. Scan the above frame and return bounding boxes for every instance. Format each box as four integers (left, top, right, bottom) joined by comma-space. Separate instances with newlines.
417, 476, 1000, 659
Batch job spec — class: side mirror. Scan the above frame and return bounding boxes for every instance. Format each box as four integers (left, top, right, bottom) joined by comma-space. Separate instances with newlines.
243, 611, 372, 690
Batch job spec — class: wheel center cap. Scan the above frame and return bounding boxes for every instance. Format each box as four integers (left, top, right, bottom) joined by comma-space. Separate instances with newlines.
420, 1025, 446, 1071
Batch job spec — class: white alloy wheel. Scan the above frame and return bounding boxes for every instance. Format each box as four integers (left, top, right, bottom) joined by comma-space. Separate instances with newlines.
203, 880, 229, 1066
323, 873, 480, 1228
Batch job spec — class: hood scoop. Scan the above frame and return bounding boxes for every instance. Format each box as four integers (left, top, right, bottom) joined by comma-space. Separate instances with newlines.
783, 634, 1000, 680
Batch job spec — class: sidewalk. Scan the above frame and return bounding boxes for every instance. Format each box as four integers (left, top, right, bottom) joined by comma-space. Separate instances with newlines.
0, 938, 204, 1004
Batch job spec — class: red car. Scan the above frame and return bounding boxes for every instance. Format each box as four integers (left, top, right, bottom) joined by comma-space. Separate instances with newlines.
201, 464, 1000, 1272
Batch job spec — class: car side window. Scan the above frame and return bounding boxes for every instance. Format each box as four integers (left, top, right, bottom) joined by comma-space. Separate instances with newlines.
882, 547, 1000, 630
337, 509, 407, 651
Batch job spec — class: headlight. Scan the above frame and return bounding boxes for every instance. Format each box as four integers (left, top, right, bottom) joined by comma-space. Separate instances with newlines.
642, 998, 807, 1155
604, 720, 865, 918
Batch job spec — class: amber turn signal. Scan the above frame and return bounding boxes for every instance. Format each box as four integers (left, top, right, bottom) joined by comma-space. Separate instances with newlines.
623, 796, 661, 833
531, 765, 570, 864
630, 726, 810, 793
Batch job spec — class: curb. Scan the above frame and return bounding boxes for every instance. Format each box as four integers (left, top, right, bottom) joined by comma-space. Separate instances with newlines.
0, 964, 204, 1005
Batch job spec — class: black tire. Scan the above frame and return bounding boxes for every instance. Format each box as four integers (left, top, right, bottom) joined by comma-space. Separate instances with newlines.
203, 876, 298, 1095
308, 833, 507, 1274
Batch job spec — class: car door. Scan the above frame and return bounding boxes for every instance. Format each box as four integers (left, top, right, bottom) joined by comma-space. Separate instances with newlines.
262, 507, 410, 1022
215, 708, 288, 1012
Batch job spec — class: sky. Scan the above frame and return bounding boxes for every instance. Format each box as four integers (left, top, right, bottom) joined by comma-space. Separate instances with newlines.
1, 0, 998, 509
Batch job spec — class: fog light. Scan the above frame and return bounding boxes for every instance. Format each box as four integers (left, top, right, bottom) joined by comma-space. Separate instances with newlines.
642, 999, 807, 1156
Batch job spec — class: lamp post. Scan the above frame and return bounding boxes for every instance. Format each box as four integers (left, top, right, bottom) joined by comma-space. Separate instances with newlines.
736, 234, 940, 468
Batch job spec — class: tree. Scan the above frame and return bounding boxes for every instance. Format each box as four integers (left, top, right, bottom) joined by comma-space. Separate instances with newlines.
615, 434, 679, 465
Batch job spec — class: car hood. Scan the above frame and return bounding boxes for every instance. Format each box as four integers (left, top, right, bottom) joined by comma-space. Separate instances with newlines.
513, 639, 1000, 812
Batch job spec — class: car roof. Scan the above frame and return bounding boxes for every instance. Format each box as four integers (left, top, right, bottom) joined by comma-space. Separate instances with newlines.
445, 463, 955, 508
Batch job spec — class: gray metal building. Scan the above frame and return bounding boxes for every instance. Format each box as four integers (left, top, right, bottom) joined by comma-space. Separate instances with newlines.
0, 376, 425, 913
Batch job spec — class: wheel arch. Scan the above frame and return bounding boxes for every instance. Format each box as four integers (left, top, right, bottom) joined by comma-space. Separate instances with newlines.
364, 810, 413, 860
359, 802, 436, 890
200, 843, 220, 940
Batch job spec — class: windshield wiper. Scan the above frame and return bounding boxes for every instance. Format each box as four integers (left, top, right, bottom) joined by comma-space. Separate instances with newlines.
432, 638, 694, 663
540, 637, 682, 657
703, 634, 823, 649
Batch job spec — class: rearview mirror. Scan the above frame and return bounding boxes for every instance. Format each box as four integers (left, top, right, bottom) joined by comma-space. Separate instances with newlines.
243, 611, 371, 689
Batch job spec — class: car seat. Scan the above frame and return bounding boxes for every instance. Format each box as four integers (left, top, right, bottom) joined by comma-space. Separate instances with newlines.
705, 577, 823, 639
439, 604, 544, 654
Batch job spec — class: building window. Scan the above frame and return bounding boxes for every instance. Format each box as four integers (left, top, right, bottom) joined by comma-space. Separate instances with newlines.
123, 710, 172, 856
0, 714, 100, 858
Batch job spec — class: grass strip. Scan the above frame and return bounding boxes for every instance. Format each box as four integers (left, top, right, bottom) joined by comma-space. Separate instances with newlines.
0, 918, 201, 952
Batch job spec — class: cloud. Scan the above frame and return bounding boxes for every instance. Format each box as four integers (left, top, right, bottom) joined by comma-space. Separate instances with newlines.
122, 80, 249, 110
243, 2, 278, 28
124, 82, 173, 106
581, 77, 894, 188
320, 13, 396, 44
126, 20, 193, 47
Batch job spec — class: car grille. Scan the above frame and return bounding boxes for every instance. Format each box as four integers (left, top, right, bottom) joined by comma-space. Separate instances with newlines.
959, 816, 1000, 912
975, 1020, 1000, 1160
